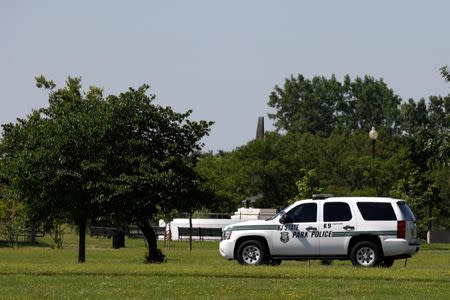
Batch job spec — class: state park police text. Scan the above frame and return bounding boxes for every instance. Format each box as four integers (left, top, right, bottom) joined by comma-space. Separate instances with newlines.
279, 224, 333, 238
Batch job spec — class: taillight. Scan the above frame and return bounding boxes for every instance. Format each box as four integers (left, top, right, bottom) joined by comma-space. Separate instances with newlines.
397, 221, 406, 239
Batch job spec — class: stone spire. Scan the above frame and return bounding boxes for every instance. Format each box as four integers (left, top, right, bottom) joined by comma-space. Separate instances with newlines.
256, 116, 264, 139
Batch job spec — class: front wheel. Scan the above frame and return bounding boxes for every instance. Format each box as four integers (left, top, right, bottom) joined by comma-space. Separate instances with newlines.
237, 240, 266, 265
350, 241, 380, 267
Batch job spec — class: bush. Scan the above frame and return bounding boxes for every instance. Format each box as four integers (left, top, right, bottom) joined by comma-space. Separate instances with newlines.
0, 196, 27, 247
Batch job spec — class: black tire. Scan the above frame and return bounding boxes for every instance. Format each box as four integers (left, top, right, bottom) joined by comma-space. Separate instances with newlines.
350, 241, 381, 267
237, 240, 267, 265
380, 258, 395, 268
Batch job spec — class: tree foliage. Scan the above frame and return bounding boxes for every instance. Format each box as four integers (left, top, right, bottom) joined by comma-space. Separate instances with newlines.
440, 65, 450, 83
198, 129, 449, 231
291, 169, 324, 204
196, 132, 306, 208
0, 184, 28, 247
0, 76, 212, 262
268, 74, 401, 135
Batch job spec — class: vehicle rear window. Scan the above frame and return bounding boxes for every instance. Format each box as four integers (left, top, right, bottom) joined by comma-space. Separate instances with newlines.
397, 201, 416, 221
357, 202, 397, 221
324, 202, 352, 222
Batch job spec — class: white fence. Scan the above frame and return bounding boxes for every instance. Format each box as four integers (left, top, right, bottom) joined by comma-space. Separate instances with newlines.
161, 219, 237, 240
161, 207, 277, 240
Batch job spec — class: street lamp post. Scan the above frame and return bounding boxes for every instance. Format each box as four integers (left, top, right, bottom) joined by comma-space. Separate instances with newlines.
369, 127, 378, 159
429, 186, 438, 233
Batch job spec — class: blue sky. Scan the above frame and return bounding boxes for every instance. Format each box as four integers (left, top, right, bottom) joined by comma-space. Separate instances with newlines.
1, 0, 449, 151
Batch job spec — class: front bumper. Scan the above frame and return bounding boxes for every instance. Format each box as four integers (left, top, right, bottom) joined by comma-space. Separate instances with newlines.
219, 240, 234, 260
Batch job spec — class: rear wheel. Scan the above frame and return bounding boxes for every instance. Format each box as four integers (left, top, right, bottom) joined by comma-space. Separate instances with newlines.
350, 241, 381, 267
237, 240, 267, 265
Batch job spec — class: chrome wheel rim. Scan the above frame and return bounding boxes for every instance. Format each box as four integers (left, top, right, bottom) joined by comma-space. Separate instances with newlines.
242, 245, 261, 264
356, 247, 375, 266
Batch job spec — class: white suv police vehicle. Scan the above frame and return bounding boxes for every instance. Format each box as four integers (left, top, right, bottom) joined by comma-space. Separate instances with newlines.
219, 195, 420, 267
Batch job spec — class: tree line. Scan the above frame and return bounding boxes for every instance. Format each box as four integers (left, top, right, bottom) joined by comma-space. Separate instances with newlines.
0, 68, 449, 263
197, 69, 450, 233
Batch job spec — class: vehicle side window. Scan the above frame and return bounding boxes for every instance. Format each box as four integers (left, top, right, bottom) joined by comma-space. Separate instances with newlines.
357, 202, 397, 221
287, 203, 317, 223
324, 202, 352, 222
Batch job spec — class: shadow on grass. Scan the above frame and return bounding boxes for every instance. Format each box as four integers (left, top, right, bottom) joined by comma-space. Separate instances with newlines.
0, 240, 52, 249
0, 270, 448, 284
421, 243, 450, 251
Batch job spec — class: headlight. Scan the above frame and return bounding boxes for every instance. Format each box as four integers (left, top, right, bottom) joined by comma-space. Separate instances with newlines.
223, 230, 232, 240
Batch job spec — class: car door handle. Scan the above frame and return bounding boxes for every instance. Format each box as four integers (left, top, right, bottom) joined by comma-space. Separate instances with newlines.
343, 225, 355, 230
305, 226, 317, 231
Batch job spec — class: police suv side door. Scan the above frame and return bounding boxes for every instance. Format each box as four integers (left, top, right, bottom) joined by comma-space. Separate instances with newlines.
319, 200, 357, 255
273, 201, 320, 256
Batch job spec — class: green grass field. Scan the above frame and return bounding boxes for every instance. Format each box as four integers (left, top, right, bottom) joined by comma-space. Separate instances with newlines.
0, 229, 449, 299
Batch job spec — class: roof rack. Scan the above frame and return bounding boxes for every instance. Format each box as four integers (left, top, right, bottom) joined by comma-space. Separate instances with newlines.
312, 194, 334, 200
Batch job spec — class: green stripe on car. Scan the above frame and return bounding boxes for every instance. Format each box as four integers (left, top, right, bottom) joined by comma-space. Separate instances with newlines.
332, 231, 397, 237
230, 225, 280, 231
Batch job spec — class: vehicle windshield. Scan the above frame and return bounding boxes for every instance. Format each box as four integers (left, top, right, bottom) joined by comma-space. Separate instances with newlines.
266, 209, 285, 221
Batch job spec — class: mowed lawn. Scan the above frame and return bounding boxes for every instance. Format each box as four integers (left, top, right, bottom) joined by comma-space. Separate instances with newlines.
0, 229, 449, 299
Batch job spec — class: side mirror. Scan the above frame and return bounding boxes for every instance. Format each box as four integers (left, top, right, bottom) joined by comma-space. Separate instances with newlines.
279, 214, 288, 224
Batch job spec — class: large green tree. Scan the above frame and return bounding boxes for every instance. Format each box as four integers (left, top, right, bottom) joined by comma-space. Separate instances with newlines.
268, 75, 342, 136
0, 77, 212, 263
1, 77, 106, 262
268, 74, 401, 136
340, 75, 401, 133
96, 85, 212, 262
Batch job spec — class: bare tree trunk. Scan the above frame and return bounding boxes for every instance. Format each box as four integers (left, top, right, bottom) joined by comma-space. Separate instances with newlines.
139, 221, 165, 263
78, 220, 86, 263
189, 213, 193, 252
167, 223, 172, 249
30, 223, 36, 243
